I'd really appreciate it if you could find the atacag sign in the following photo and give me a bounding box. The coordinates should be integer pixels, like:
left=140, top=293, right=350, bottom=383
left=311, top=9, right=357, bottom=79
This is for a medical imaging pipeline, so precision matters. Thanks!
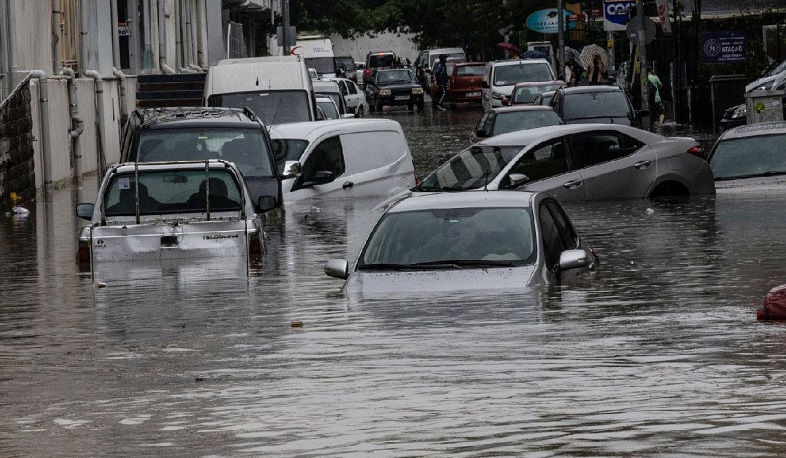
left=701, top=31, right=747, bottom=64
left=526, top=9, right=576, bottom=34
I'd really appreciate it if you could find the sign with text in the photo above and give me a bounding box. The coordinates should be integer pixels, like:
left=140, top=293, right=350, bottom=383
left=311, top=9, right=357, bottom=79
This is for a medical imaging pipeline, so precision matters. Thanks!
left=701, top=31, right=747, bottom=64
left=603, top=0, right=636, bottom=32
left=526, top=9, right=577, bottom=34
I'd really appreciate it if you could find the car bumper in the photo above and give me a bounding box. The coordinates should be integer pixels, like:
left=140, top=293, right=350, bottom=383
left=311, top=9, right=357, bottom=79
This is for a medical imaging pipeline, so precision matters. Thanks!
left=379, top=95, right=424, bottom=106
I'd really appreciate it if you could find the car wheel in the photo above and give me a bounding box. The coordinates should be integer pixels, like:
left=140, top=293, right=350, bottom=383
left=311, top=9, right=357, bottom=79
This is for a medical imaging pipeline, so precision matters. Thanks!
left=356, top=105, right=365, bottom=117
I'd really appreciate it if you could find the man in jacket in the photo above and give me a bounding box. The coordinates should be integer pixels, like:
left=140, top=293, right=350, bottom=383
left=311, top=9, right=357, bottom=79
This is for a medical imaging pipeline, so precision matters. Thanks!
left=433, top=54, right=449, bottom=111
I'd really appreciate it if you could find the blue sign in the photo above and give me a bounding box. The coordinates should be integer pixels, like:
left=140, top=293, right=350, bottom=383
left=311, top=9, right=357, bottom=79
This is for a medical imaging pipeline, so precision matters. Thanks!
left=603, top=0, right=636, bottom=32
left=701, top=31, right=747, bottom=64
left=526, top=9, right=577, bottom=34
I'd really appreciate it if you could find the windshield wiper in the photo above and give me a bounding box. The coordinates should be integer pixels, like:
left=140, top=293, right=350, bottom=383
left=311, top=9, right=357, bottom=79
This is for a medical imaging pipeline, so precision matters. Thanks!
left=411, top=260, right=520, bottom=268
left=716, top=171, right=786, bottom=180
left=357, top=263, right=414, bottom=271
left=413, top=184, right=470, bottom=192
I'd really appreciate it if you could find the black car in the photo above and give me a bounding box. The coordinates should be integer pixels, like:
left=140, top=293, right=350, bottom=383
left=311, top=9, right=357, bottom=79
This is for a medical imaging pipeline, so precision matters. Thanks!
left=365, top=68, right=425, bottom=112
left=549, top=85, right=648, bottom=128
left=363, top=51, right=397, bottom=86
left=119, top=106, right=285, bottom=216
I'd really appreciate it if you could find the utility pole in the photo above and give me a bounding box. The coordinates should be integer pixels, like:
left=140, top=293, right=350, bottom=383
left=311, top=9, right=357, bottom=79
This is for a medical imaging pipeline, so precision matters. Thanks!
left=282, top=0, right=291, bottom=55
left=557, top=0, right=565, bottom=79
left=637, top=0, right=650, bottom=128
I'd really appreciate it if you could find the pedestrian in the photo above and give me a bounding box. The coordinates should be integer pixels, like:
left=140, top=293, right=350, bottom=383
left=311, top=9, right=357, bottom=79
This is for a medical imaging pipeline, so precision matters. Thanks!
left=646, top=65, right=665, bottom=126
left=433, top=54, right=449, bottom=111
left=587, top=52, right=606, bottom=85
left=564, top=52, right=582, bottom=87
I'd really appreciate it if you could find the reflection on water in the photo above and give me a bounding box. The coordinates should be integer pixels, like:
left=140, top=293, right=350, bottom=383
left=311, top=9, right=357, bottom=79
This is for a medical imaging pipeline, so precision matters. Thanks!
left=2, top=109, right=786, bottom=456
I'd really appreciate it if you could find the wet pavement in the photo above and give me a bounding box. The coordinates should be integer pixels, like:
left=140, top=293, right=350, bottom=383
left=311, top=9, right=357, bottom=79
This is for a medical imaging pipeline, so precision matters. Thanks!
left=3, top=102, right=786, bottom=456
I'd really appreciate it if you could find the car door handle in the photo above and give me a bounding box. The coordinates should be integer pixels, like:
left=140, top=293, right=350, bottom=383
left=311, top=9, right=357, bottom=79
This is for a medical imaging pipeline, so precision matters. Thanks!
left=563, top=179, right=583, bottom=189
left=634, top=160, right=652, bottom=169
left=342, top=181, right=354, bottom=189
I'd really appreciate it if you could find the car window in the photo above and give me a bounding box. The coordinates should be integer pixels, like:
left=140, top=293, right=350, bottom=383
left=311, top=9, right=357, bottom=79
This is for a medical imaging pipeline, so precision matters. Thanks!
left=507, top=138, right=570, bottom=182
left=368, top=54, right=395, bottom=68
left=492, top=110, right=564, bottom=136
left=134, top=127, right=275, bottom=178
left=563, top=91, right=632, bottom=120
left=347, top=81, right=358, bottom=95
left=493, top=63, right=553, bottom=86
left=710, top=133, right=786, bottom=179
left=271, top=139, right=309, bottom=172
left=358, top=207, right=536, bottom=266
left=419, top=145, right=523, bottom=190
left=456, top=65, right=485, bottom=76
left=300, top=136, right=345, bottom=182
left=513, top=83, right=565, bottom=104
left=538, top=199, right=579, bottom=271
left=208, top=90, right=312, bottom=125
left=316, top=99, right=339, bottom=119
left=566, top=131, right=644, bottom=168
left=377, top=69, right=417, bottom=83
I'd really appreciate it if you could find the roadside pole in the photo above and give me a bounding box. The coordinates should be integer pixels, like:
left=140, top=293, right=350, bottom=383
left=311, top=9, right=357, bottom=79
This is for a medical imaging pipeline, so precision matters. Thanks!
left=637, top=0, right=650, bottom=129
left=282, top=0, right=291, bottom=55
left=558, top=0, right=565, bottom=80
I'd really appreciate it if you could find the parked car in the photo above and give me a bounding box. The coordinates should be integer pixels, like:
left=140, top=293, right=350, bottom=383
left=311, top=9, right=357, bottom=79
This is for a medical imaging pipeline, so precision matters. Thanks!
left=428, top=58, right=464, bottom=102
left=119, top=106, right=284, bottom=215
left=549, top=85, right=648, bottom=128
left=334, top=56, right=358, bottom=83
left=472, top=105, right=564, bottom=142
left=446, top=62, right=486, bottom=106
left=505, top=80, right=566, bottom=105
left=325, top=191, right=599, bottom=294
left=533, top=90, right=558, bottom=106
left=708, top=121, right=786, bottom=192
left=316, top=96, right=340, bottom=120
left=75, top=160, right=267, bottom=273
left=321, top=76, right=368, bottom=117
left=363, top=51, right=397, bottom=86
left=409, top=123, right=714, bottom=202
left=312, top=80, right=351, bottom=118
left=482, top=58, right=556, bottom=111
left=365, top=68, right=425, bottom=112
left=268, top=118, right=416, bottom=202
left=720, top=71, right=786, bottom=130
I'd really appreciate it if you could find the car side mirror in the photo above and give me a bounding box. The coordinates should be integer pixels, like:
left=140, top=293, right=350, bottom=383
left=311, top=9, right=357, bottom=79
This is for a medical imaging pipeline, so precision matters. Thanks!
left=559, top=249, right=593, bottom=271
left=635, top=109, right=650, bottom=118
left=281, top=161, right=301, bottom=179
left=76, top=203, right=94, bottom=220
left=342, top=113, right=355, bottom=119
left=506, top=172, right=530, bottom=188
left=325, top=259, right=349, bottom=279
left=501, top=98, right=509, bottom=106
left=475, top=129, right=489, bottom=138
left=482, top=81, right=489, bottom=88
left=257, top=196, right=277, bottom=213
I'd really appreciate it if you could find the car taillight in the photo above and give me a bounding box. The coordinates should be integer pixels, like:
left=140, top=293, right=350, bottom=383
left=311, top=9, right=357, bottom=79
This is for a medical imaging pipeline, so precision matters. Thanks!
left=77, top=240, right=91, bottom=272
left=248, top=231, right=262, bottom=256
left=364, top=68, right=370, bottom=78
left=687, top=145, right=707, bottom=161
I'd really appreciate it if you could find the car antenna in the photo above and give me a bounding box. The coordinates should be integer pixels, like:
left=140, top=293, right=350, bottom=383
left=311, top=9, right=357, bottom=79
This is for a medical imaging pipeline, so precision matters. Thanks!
left=484, top=170, right=490, bottom=191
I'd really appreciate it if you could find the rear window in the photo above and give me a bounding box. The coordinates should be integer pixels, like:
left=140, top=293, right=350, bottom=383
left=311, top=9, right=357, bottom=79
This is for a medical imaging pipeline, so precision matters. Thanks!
left=368, top=54, right=395, bottom=68
left=208, top=90, right=312, bottom=124
left=134, top=127, right=275, bottom=178
left=456, top=65, right=485, bottom=76
left=336, top=57, right=356, bottom=71
left=304, top=57, right=335, bottom=75
left=562, top=92, right=632, bottom=120
left=420, top=145, right=523, bottom=191
left=493, top=110, right=564, bottom=136
left=493, top=63, right=553, bottom=86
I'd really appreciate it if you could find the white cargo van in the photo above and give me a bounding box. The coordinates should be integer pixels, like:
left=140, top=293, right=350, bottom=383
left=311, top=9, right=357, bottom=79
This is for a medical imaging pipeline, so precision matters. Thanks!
left=204, top=56, right=317, bottom=125
left=482, top=59, right=555, bottom=111
left=269, top=119, right=416, bottom=202
left=292, top=37, right=337, bottom=78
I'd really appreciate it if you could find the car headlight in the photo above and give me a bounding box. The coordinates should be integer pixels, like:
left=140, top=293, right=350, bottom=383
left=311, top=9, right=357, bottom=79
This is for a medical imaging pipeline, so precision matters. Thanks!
left=491, top=91, right=506, bottom=100
left=731, top=105, right=746, bottom=119
left=412, top=87, right=424, bottom=95
left=379, top=89, right=391, bottom=96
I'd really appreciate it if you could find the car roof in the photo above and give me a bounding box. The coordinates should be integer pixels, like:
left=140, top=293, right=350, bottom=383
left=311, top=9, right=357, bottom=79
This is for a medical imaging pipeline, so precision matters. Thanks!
left=312, top=80, right=340, bottom=91
left=718, top=121, right=786, bottom=140
left=558, top=85, right=623, bottom=94
left=489, top=58, right=551, bottom=67
left=110, top=159, right=242, bottom=175
left=455, top=62, right=486, bottom=67
left=488, top=105, right=556, bottom=114
left=268, top=118, right=404, bottom=140
left=513, top=80, right=565, bottom=88
left=388, top=190, right=538, bottom=214
left=133, top=107, right=262, bottom=129
left=478, top=123, right=662, bottom=147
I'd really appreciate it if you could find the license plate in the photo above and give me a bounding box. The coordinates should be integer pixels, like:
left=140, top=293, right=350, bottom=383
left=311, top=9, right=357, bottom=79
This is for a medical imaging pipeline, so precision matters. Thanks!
left=394, top=95, right=410, bottom=101
left=466, top=92, right=481, bottom=97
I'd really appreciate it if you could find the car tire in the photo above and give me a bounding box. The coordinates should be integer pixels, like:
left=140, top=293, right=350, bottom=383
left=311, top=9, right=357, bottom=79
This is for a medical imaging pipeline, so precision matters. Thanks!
left=356, top=105, right=365, bottom=117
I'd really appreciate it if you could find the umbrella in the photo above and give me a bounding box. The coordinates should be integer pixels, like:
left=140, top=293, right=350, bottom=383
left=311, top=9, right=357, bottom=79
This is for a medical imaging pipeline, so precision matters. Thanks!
left=497, top=42, right=522, bottom=55
left=564, top=46, right=584, bottom=69
left=580, top=44, right=608, bottom=70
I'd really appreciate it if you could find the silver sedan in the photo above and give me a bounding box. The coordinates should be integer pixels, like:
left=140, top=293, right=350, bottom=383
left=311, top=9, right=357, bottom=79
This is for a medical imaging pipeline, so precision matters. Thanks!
left=411, top=124, right=715, bottom=202
left=325, top=191, right=599, bottom=294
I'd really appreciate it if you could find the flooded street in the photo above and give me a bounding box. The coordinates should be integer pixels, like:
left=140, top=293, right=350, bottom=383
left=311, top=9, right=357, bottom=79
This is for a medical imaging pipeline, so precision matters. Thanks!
left=3, top=104, right=786, bottom=456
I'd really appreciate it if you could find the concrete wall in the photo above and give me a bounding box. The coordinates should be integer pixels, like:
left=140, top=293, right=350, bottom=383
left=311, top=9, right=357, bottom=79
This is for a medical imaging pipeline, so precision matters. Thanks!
left=330, top=32, right=420, bottom=65
left=15, top=2, right=52, bottom=72
left=0, top=82, right=35, bottom=206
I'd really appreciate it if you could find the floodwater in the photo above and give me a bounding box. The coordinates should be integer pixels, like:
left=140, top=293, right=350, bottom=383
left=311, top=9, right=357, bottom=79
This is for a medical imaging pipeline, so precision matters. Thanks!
left=3, top=103, right=786, bottom=456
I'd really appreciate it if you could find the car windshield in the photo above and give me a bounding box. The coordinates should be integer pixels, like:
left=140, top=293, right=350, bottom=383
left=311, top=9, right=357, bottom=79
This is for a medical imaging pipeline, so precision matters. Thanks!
left=208, top=90, right=312, bottom=125
left=563, top=92, right=632, bottom=119
left=271, top=139, right=309, bottom=172
left=513, top=83, right=564, bottom=103
left=134, top=127, right=275, bottom=178
left=104, top=169, right=243, bottom=216
left=429, top=52, right=464, bottom=67
left=710, top=133, right=786, bottom=180
left=317, top=100, right=339, bottom=119
left=358, top=207, right=536, bottom=268
left=304, top=57, right=335, bottom=74
left=377, top=69, right=416, bottom=83
left=417, top=145, right=523, bottom=191
left=456, top=65, right=485, bottom=76
left=336, top=57, right=356, bottom=71
left=369, top=54, right=395, bottom=68
left=493, top=110, right=564, bottom=136
left=316, top=92, right=342, bottom=111
left=493, top=63, right=553, bottom=86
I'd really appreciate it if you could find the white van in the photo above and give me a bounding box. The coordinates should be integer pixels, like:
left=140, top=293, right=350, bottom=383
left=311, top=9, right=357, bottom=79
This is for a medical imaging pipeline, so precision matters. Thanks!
left=482, top=59, right=556, bottom=111
left=269, top=119, right=416, bottom=202
left=292, top=37, right=337, bottom=78
left=204, top=56, right=317, bottom=125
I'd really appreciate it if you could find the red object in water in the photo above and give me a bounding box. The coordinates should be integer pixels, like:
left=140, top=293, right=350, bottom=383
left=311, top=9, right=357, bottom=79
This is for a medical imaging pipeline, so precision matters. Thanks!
left=757, top=284, right=786, bottom=321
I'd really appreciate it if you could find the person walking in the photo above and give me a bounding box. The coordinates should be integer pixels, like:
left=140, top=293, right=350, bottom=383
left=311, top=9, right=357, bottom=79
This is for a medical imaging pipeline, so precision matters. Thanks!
left=564, top=52, right=582, bottom=87
left=433, top=54, right=449, bottom=111
left=646, top=66, right=665, bottom=126
left=587, top=53, right=606, bottom=85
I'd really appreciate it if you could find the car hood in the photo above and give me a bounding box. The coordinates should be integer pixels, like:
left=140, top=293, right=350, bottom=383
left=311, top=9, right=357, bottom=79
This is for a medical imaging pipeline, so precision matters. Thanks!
left=373, top=82, right=420, bottom=90
left=564, top=116, right=632, bottom=126
left=714, top=173, right=786, bottom=194
left=344, top=266, right=539, bottom=294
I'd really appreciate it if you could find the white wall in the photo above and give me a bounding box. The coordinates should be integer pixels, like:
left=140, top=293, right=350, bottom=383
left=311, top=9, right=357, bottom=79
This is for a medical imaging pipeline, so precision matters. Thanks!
left=330, top=32, right=420, bottom=64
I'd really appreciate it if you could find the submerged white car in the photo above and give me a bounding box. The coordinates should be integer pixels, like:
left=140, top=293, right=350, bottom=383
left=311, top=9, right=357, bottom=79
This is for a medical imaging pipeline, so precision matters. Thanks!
left=325, top=191, right=598, bottom=294
left=75, top=160, right=269, bottom=273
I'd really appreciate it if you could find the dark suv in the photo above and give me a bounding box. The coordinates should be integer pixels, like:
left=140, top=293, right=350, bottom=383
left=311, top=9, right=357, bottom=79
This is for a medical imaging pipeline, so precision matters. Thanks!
left=363, top=51, right=397, bottom=86
left=549, top=85, right=648, bottom=128
left=119, top=106, right=284, bottom=216
left=365, top=68, right=425, bottom=112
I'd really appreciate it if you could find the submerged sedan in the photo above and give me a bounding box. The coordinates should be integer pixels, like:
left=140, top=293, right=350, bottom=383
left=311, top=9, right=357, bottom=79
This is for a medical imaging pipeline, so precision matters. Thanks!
left=708, top=121, right=786, bottom=192
left=75, top=160, right=269, bottom=273
left=410, top=124, right=714, bottom=202
left=325, top=191, right=598, bottom=294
